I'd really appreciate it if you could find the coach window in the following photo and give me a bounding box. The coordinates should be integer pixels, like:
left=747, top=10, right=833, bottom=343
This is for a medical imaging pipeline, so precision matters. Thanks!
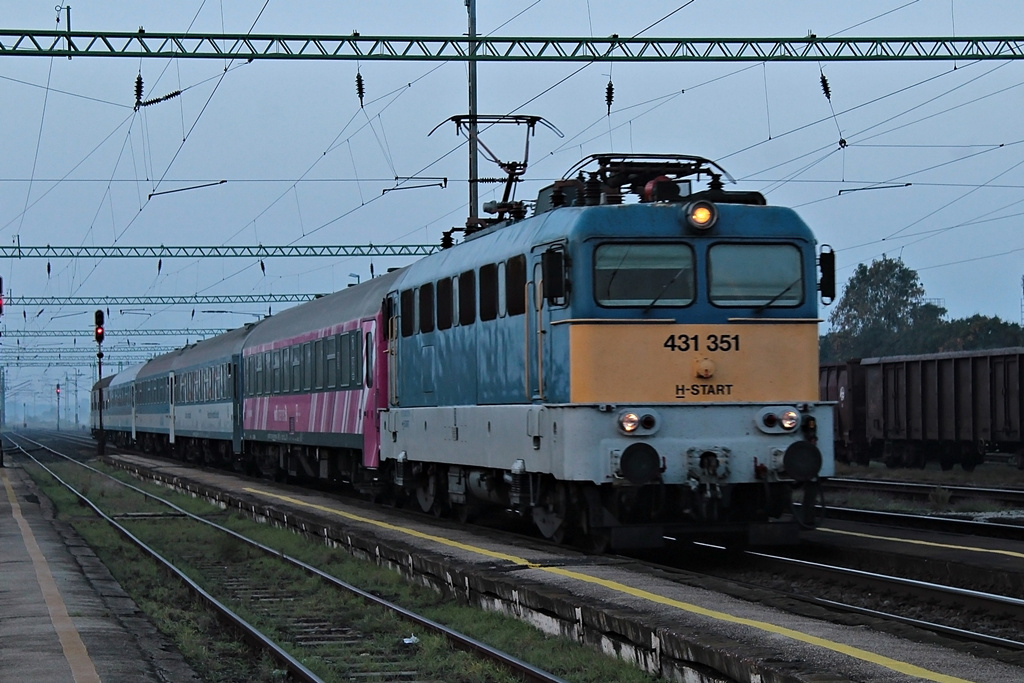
left=480, top=263, right=498, bottom=321
left=458, top=270, right=476, bottom=326
left=281, top=347, right=291, bottom=392
left=314, top=338, right=324, bottom=390
left=506, top=255, right=526, bottom=316
left=708, top=243, right=803, bottom=307
left=595, top=243, right=695, bottom=307
left=325, top=336, right=337, bottom=388
left=400, top=289, right=415, bottom=337
left=271, top=350, right=281, bottom=394
left=365, top=331, right=374, bottom=387
left=436, top=277, right=453, bottom=330
left=303, top=343, right=313, bottom=390
left=291, top=345, right=301, bottom=391
left=419, top=283, right=435, bottom=333
left=350, top=330, right=362, bottom=387
left=264, top=352, right=271, bottom=395
left=339, top=334, right=350, bottom=388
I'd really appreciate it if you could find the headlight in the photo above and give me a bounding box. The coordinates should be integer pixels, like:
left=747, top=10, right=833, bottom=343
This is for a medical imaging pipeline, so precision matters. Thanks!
left=780, top=410, right=800, bottom=430
left=619, top=412, right=640, bottom=433
left=684, top=200, right=717, bottom=230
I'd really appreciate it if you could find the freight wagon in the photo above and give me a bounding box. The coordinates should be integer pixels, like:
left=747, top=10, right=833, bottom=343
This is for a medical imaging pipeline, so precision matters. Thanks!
left=820, top=348, right=1024, bottom=470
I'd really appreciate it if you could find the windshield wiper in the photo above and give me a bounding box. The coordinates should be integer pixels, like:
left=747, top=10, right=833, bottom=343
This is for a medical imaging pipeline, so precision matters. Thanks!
left=643, top=267, right=690, bottom=313
left=754, top=277, right=801, bottom=313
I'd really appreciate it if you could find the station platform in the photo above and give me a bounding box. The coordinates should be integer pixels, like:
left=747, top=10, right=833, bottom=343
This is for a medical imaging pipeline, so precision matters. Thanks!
left=0, top=457, right=199, bottom=682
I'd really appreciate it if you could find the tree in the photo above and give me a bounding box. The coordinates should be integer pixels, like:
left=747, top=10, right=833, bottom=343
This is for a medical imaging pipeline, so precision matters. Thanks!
left=820, top=257, right=1024, bottom=362
left=821, top=256, right=944, bottom=361
left=939, top=314, right=1024, bottom=351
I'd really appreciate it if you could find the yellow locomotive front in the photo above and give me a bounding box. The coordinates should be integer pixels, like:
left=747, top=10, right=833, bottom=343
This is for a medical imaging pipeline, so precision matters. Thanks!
left=529, top=155, right=834, bottom=548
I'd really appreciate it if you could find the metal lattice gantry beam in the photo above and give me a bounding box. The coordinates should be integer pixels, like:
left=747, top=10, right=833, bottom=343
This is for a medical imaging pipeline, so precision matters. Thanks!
left=4, top=358, right=156, bottom=367
left=0, top=328, right=224, bottom=339
left=7, top=294, right=321, bottom=306
left=0, top=244, right=437, bottom=259
left=0, top=345, right=182, bottom=355
left=1, top=30, right=1024, bottom=62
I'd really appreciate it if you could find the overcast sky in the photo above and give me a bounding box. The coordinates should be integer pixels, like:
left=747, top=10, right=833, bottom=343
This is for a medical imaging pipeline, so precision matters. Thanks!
left=3, top=1, right=1024, bottom=414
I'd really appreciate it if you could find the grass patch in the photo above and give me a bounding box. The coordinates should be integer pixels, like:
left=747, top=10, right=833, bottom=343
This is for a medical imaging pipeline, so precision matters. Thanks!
left=22, top=459, right=658, bottom=682
left=22, top=461, right=284, bottom=682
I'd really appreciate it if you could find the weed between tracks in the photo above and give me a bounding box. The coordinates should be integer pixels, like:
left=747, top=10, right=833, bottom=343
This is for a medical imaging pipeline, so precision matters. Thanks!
left=23, top=459, right=656, bottom=683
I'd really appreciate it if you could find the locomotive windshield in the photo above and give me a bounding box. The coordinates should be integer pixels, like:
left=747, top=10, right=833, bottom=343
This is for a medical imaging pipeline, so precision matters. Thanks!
left=594, top=243, right=695, bottom=307
left=708, top=244, right=803, bottom=307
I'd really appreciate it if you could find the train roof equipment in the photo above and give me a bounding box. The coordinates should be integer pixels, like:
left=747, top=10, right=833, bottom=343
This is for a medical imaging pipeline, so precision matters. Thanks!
left=537, top=153, right=767, bottom=214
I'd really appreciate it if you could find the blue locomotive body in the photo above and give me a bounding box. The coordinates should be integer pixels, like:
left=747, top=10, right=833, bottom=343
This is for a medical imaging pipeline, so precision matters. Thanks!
left=93, top=154, right=834, bottom=550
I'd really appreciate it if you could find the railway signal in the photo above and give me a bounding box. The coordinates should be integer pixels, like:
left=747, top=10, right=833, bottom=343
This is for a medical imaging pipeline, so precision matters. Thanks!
left=95, top=309, right=105, bottom=455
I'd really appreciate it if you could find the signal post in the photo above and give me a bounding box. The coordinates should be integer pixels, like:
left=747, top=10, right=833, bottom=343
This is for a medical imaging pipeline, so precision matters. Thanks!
left=95, top=309, right=105, bottom=455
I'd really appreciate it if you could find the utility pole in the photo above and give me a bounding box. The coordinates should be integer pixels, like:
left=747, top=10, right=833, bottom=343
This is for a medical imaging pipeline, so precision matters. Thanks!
left=56, top=383, right=61, bottom=431
left=466, top=0, right=479, bottom=230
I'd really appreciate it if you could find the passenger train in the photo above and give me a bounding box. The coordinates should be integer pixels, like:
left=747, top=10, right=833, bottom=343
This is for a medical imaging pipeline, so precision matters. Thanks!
left=92, top=154, right=835, bottom=550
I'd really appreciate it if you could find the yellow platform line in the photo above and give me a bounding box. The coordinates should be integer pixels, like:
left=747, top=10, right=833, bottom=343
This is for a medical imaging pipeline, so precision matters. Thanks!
left=3, top=469, right=101, bottom=683
left=245, top=486, right=973, bottom=683
left=821, top=526, right=1024, bottom=559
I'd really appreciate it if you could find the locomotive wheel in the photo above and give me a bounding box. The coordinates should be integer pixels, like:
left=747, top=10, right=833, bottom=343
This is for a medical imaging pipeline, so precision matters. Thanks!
left=454, top=502, right=480, bottom=524
left=579, top=500, right=611, bottom=554
left=415, top=476, right=437, bottom=514
left=415, top=467, right=448, bottom=517
left=793, top=481, right=825, bottom=528
left=532, top=482, right=570, bottom=544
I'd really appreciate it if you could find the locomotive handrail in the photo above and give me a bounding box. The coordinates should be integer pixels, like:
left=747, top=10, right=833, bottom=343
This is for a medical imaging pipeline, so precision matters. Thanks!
left=726, top=317, right=823, bottom=323
left=550, top=318, right=675, bottom=325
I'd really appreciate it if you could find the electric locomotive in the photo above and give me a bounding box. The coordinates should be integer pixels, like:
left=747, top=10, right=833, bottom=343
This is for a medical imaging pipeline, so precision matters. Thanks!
left=380, top=154, right=835, bottom=549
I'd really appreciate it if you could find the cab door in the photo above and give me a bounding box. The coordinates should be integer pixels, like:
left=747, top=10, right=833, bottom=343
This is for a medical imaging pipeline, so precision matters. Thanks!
left=527, top=244, right=568, bottom=401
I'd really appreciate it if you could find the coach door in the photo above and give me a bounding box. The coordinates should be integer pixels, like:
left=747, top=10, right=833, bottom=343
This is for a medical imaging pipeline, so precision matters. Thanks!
left=386, top=292, right=400, bottom=406
left=231, top=357, right=243, bottom=454
left=168, top=372, right=176, bottom=444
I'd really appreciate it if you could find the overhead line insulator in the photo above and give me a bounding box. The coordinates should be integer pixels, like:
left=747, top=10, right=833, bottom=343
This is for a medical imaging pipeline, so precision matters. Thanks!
left=819, top=70, right=831, bottom=101
left=134, top=73, right=144, bottom=110
left=355, top=71, right=366, bottom=108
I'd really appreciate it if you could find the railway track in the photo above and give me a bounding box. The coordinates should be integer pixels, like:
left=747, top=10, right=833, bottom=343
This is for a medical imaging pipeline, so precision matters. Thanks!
left=22, top=429, right=1024, bottom=671
left=825, top=476, right=1024, bottom=507
left=735, top=548, right=1024, bottom=650
left=4, top=433, right=568, bottom=683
